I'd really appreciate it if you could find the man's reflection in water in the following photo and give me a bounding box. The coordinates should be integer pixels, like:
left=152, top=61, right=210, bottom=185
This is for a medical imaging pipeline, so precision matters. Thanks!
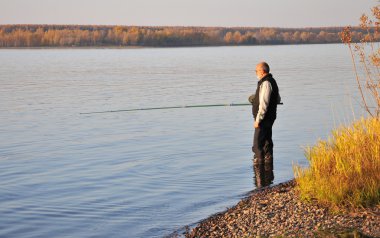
left=253, top=159, right=274, bottom=188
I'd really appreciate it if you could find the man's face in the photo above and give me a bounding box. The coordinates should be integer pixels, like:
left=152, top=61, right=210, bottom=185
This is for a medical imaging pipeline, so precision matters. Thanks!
left=255, top=67, right=263, bottom=80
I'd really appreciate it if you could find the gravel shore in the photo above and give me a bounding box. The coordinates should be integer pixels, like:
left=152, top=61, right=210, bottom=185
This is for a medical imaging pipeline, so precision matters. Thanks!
left=184, top=180, right=380, bottom=238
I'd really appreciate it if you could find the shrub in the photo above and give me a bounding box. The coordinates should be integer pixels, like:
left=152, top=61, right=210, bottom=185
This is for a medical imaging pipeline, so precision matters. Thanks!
left=341, top=5, right=380, bottom=118
left=294, top=117, right=380, bottom=209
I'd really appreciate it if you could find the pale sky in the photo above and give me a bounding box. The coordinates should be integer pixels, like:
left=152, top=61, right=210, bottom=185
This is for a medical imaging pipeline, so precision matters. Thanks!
left=0, top=0, right=377, bottom=27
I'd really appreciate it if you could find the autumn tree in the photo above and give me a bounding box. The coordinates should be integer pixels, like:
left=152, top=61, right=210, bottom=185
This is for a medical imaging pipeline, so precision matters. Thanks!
left=0, top=25, right=377, bottom=47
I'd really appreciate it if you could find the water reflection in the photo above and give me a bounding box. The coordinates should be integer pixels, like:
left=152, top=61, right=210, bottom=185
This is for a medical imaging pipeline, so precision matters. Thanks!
left=253, top=159, right=274, bottom=188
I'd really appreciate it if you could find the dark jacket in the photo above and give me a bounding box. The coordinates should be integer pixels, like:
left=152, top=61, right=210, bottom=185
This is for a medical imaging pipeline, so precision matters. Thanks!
left=252, top=74, right=279, bottom=126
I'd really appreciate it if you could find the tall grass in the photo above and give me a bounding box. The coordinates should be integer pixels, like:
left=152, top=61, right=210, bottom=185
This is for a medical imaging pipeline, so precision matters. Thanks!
left=294, top=117, right=380, bottom=209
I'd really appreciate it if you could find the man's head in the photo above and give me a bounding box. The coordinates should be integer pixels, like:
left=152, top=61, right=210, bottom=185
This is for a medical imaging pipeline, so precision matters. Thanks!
left=255, top=62, right=270, bottom=80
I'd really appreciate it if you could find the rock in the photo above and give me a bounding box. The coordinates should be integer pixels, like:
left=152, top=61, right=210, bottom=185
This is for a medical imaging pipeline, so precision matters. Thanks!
left=183, top=180, right=380, bottom=238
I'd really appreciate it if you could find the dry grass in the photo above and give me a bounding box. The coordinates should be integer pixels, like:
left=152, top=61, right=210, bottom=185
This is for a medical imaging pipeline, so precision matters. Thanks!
left=294, top=117, right=380, bottom=209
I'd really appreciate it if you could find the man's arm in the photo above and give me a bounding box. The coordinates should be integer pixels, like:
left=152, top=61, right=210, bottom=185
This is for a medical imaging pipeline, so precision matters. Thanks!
left=255, top=81, right=272, bottom=126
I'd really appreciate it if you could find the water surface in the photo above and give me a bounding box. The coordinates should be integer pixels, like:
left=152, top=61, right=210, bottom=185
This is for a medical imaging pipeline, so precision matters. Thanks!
left=0, top=45, right=363, bottom=237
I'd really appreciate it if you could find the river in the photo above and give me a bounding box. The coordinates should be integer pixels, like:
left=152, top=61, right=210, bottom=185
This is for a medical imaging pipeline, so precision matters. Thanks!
left=0, top=44, right=363, bottom=237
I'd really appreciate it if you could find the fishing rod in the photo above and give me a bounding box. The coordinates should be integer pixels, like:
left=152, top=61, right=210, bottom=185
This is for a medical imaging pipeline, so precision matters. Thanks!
left=80, top=103, right=251, bottom=115
left=80, top=102, right=283, bottom=115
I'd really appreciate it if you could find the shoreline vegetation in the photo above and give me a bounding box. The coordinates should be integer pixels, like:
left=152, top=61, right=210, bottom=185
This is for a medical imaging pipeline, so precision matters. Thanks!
left=1, top=25, right=379, bottom=48
left=295, top=118, right=380, bottom=210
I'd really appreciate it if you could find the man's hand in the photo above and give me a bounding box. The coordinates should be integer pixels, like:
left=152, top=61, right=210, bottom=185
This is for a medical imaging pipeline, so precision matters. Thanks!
left=254, top=121, right=260, bottom=128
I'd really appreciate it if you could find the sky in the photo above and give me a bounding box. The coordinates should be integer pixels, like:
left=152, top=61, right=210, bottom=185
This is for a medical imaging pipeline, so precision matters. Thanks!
left=0, top=0, right=378, bottom=28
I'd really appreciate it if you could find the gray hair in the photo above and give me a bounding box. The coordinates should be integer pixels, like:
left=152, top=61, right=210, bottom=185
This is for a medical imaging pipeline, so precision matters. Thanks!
left=260, top=62, right=270, bottom=73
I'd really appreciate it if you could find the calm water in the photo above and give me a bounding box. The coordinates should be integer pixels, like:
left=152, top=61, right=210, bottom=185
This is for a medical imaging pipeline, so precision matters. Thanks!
left=0, top=45, right=363, bottom=237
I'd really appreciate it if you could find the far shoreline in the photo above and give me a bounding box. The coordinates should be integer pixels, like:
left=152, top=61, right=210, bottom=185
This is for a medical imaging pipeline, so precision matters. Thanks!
left=0, top=42, right=348, bottom=50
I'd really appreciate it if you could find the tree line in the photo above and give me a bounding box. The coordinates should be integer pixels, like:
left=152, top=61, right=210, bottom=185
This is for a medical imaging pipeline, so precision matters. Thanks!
left=0, top=25, right=377, bottom=47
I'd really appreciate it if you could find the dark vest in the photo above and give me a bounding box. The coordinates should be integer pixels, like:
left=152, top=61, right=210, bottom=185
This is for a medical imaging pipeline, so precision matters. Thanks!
left=252, top=74, right=279, bottom=126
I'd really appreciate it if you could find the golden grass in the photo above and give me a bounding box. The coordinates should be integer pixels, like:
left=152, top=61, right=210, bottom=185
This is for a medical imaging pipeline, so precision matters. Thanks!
left=294, top=117, right=380, bottom=209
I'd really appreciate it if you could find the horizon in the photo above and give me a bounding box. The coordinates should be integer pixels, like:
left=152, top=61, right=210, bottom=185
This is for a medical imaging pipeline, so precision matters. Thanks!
left=0, top=0, right=377, bottom=28
left=0, top=24, right=366, bottom=29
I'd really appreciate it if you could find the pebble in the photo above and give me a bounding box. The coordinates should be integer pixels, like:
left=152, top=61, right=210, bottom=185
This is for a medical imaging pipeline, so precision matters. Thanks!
left=183, top=180, right=380, bottom=238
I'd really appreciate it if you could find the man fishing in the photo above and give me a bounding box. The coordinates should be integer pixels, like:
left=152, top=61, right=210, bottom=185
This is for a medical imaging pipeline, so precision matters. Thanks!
left=249, top=62, right=281, bottom=165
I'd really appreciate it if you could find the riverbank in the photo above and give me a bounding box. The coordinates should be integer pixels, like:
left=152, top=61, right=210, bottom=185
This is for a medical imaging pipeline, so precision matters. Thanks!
left=0, top=42, right=345, bottom=50
left=184, top=180, right=380, bottom=237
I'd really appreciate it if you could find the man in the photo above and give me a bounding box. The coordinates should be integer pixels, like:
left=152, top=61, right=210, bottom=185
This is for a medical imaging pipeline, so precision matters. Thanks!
left=249, top=62, right=281, bottom=165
